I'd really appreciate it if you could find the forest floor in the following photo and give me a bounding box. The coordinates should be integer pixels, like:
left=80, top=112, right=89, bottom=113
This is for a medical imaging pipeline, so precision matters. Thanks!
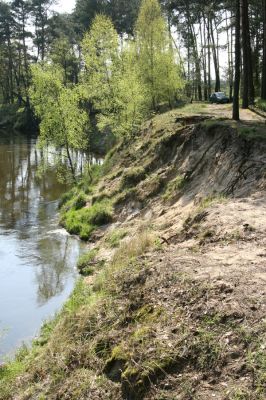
left=203, top=103, right=266, bottom=123
left=0, top=105, right=266, bottom=400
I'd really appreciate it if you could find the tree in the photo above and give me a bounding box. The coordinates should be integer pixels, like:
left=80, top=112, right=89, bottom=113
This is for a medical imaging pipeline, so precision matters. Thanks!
left=11, top=0, right=32, bottom=103
left=81, top=15, right=119, bottom=112
left=74, top=0, right=141, bottom=36
left=49, top=36, right=79, bottom=84
left=0, top=1, right=16, bottom=103
left=233, top=0, right=241, bottom=120
left=241, top=0, right=254, bottom=108
left=82, top=15, right=147, bottom=137
left=262, top=0, right=266, bottom=100
left=73, top=0, right=107, bottom=38
left=135, top=0, right=183, bottom=110
left=31, top=0, right=55, bottom=61
left=30, top=63, right=88, bottom=180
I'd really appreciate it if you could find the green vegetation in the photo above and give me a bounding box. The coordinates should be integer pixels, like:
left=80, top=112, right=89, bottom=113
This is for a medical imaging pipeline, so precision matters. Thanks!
left=135, top=0, right=184, bottom=110
left=163, top=175, right=186, bottom=201
left=237, top=125, right=266, bottom=140
left=77, top=248, right=100, bottom=275
left=105, top=229, right=128, bottom=248
left=257, top=98, right=266, bottom=112
left=196, top=194, right=227, bottom=212
left=121, top=167, right=146, bottom=188
left=61, top=199, right=113, bottom=241
left=30, top=64, right=89, bottom=180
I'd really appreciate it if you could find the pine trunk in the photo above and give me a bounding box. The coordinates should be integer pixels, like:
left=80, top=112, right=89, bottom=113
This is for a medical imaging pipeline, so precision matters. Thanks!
left=233, top=0, right=241, bottom=120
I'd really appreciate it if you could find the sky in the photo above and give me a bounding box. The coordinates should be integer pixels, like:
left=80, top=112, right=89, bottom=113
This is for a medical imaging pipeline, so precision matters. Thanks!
left=53, top=0, right=76, bottom=14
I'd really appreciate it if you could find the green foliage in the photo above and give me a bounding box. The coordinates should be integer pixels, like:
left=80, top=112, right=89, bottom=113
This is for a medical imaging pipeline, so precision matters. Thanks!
left=49, top=36, right=79, bottom=84
left=163, top=175, right=185, bottom=200
left=121, top=166, right=146, bottom=188
left=30, top=63, right=89, bottom=179
left=77, top=249, right=99, bottom=275
left=73, top=191, right=87, bottom=210
left=105, top=229, right=128, bottom=248
left=61, top=199, right=113, bottom=241
left=135, top=0, right=184, bottom=110
left=82, top=15, right=147, bottom=137
left=257, top=98, right=266, bottom=112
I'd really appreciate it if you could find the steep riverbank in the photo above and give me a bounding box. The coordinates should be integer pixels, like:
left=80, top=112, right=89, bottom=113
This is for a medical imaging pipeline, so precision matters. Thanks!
left=0, top=108, right=265, bottom=400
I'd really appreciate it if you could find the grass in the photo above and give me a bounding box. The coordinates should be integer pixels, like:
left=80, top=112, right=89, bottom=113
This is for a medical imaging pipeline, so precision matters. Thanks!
left=61, top=199, right=113, bottom=241
left=163, top=175, right=186, bottom=201
left=105, top=229, right=128, bottom=248
left=196, top=194, right=227, bottom=212
left=120, top=166, right=146, bottom=188
left=256, top=98, right=266, bottom=112
left=77, top=248, right=102, bottom=276
left=1, top=233, right=265, bottom=399
left=0, top=231, right=155, bottom=399
left=237, top=125, right=266, bottom=140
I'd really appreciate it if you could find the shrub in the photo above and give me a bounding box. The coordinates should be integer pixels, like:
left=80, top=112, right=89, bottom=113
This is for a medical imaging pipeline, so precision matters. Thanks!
left=73, top=192, right=87, bottom=210
left=257, top=98, right=266, bottom=112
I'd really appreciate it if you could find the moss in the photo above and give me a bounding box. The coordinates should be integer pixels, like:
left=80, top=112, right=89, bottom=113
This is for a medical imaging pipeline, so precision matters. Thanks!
left=104, top=345, right=130, bottom=382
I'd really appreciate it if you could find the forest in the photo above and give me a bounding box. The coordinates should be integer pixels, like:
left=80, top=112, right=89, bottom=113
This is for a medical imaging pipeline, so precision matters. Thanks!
left=1, top=0, right=266, bottom=151
left=0, top=1, right=266, bottom=400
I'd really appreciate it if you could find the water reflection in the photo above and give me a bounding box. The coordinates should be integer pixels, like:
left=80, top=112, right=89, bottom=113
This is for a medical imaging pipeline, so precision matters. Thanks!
left=0, top=135, right=84, bottom=361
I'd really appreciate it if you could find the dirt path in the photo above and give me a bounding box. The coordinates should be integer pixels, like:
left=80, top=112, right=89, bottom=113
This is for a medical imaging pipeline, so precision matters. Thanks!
left=203, top=103, right=266, bottom=123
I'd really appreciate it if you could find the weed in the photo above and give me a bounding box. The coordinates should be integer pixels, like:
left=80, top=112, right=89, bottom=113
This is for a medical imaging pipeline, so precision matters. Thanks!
left=77, top=248, right=100, bottom=275
left=257, top=98, right=266, bottom=112
left=105, top=229, right=128, bottom=248
left=197, top=194, right=227, bottom=212
left=121, top=167, right=146, bottom=188
left=163, top=175, right=186, bottom=201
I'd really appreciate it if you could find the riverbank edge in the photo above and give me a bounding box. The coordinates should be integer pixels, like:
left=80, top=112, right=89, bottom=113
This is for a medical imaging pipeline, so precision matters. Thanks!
left=0, top=107, right=265, bottom=399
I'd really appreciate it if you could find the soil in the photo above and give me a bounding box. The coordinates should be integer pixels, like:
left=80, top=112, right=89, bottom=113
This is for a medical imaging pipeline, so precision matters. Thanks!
left=2, top=107, right=265, bottom=400
left=200, top=103, right=266, bottom=123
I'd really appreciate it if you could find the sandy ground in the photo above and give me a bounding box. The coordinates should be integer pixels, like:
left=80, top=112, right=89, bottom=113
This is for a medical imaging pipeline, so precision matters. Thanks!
left=203, top=103, right=266, bottom=123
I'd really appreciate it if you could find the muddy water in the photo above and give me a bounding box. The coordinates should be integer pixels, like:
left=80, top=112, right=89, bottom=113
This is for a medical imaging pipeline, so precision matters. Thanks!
left=0, top=135, right=84, bottom=362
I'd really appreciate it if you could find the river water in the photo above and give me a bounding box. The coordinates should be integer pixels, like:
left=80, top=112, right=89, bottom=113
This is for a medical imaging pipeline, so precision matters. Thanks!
left=0, top=135, right=84, bottom=362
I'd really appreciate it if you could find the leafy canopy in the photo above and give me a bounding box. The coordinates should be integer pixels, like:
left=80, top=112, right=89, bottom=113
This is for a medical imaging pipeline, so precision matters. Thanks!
left=135, top=0, right=184, bottom=109
left=30, top=63, right=88, bottom=179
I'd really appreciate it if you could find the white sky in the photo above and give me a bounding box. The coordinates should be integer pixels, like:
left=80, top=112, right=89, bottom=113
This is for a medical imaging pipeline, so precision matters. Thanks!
left=53, top=0, right=76, bottom=14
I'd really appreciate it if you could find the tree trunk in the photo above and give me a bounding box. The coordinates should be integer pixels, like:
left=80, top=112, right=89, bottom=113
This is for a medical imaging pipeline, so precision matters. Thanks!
left=241, top=0, right=254, bottom=108
left=233, top=0, right=241, bottom=120
left=210, top=17, right=220, bottom=92
left=262, top=0, right=266, bottom=99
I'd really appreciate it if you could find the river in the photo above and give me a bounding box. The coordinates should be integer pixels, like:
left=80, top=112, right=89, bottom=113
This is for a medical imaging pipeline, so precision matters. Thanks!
left=0, top=134, right=84, bottom=362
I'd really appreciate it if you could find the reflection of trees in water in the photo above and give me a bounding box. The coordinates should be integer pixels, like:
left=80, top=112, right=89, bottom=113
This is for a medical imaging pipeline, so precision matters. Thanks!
left=0, top=137, right=67, bottom=231
left=35, top=235, right=73, bottom=305
left=0, top=137, right=102, bottom=231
